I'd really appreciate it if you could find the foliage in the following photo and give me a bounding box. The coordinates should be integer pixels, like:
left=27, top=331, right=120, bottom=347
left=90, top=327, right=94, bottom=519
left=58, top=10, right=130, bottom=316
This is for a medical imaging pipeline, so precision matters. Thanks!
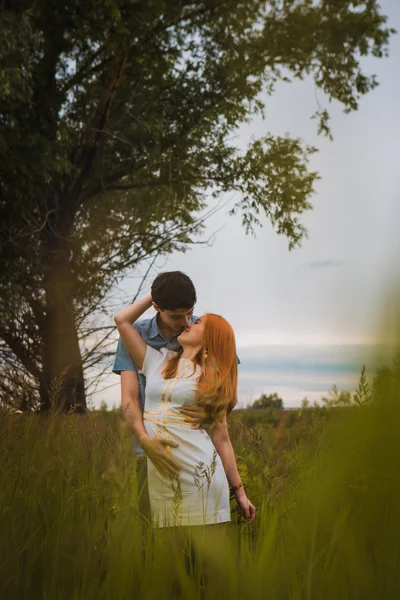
left=0, top=0, right=395, bottom=411
left=321, top=364, right=376, bottom=408
left=251, top=391, right=284, bottom=410
left=1, top=352, right=400, bottom=598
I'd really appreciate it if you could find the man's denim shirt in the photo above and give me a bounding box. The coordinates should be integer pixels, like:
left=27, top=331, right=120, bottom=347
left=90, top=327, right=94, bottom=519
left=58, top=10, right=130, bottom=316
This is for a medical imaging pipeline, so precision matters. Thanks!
left=112, top=315, right=240, bottom=457
left=113, top=315, right=197, bottom=456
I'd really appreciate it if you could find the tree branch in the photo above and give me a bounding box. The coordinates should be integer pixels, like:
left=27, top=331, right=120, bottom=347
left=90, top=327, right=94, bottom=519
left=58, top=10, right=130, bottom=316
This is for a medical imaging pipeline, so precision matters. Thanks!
left=0, top=329, right=42, bottom=380
left=69, top=53, right=128, bottom=205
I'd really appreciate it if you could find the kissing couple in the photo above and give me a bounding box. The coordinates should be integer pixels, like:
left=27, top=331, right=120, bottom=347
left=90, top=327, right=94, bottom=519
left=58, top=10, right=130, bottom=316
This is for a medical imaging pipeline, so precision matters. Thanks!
left=113, top=271, right=255, bottom=530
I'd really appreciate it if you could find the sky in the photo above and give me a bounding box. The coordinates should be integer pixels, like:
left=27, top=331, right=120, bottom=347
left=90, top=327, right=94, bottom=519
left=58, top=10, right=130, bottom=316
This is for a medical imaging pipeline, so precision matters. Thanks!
left=93, top=0, right=400, bottom=410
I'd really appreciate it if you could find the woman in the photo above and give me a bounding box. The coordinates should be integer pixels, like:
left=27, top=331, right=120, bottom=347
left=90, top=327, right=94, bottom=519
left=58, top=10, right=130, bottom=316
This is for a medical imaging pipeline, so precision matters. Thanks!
left=114, top=293, right=256, bottom=528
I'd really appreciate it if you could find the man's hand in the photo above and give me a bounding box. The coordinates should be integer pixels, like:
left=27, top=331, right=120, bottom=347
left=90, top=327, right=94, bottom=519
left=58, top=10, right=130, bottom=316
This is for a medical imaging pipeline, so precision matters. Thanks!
left=140, top=436, right=181, bottom=479
left=179, top=404, right=209, bottom=429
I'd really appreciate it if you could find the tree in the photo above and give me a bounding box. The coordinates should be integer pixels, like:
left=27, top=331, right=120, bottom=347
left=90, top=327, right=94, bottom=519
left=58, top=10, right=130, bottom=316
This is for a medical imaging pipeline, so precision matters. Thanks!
left=252, top=392, right=283, bottom=410
left=0, top=1, right=395, bottom=412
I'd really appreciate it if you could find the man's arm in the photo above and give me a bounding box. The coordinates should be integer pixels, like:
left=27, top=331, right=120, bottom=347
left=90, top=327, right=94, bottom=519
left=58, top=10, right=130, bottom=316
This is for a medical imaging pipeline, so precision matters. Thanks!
left=114, top=295, right=151, bottom=370
left=119, top=368, right=181, bottom=479
left=120, top=370, right=148, bottom=443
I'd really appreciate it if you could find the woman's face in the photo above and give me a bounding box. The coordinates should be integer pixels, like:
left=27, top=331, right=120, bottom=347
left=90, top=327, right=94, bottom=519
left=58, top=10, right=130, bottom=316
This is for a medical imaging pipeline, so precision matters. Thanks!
left=177, top=316, right=206, bottom=347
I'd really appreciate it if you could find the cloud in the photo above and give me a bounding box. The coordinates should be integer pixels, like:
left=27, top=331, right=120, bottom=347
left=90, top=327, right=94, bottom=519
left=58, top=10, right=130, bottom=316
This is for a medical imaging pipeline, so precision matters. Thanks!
left=305, top=259, right=349, bottom=270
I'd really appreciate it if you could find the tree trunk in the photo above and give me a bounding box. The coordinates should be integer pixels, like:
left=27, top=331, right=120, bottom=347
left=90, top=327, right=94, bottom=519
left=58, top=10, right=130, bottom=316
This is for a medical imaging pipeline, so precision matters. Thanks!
left=42, top=238, right=86, bottom=413
left=38, top=373, right=51, bottom=412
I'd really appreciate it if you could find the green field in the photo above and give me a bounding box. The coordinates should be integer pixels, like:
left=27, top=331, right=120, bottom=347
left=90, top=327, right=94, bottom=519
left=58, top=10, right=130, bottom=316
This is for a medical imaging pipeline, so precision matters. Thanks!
left=1, top=357, right=400, bottom=600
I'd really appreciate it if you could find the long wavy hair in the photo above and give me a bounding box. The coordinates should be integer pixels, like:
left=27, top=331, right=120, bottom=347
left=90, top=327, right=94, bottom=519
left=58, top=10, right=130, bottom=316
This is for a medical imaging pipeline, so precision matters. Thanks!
left=162, top=313, right=238, bottom=425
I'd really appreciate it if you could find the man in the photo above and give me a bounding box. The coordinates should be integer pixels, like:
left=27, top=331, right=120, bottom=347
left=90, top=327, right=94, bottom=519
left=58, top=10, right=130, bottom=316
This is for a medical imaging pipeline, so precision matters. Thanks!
left=113, top=271, right=207, bottom=522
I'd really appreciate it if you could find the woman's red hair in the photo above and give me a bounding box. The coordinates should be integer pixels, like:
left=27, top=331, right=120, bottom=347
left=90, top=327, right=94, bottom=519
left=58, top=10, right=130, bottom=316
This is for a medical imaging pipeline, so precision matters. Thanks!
left=162, top=313, right=238, bottom=424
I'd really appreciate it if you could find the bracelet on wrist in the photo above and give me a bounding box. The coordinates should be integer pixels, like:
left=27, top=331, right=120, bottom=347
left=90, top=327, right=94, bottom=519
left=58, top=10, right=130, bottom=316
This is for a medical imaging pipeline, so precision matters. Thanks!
left=230, top=482, right=244, bottom=492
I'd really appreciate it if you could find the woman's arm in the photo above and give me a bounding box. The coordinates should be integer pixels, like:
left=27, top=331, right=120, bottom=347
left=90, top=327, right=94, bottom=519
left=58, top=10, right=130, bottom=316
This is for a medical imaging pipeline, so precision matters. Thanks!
left=113, top=294, right=152, bottom=370
left=210, top=414, right=242, bottom=489
left=120, top=370, right=149, bottom=444
left=211, top=413, right=256, bottom=523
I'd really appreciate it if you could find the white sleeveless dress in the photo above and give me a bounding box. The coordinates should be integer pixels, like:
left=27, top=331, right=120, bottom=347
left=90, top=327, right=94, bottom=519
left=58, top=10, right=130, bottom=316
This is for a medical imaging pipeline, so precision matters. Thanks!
left=139, top=346, right=231, bottom=528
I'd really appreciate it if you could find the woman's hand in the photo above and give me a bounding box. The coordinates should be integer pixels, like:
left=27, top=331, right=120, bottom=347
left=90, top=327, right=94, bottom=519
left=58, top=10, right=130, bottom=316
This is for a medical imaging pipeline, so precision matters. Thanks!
left=234, top=489, right=256, bottom=524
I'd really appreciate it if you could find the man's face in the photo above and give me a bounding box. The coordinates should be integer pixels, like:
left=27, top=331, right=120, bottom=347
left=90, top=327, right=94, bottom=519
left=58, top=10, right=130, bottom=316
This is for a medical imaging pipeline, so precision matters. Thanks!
left=153, top=304, right=194, bottom=334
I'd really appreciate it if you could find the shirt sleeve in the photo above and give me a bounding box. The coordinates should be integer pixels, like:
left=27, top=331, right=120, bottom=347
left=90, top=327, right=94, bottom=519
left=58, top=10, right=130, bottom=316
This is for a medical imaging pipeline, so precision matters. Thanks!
left=139, top=346, right=169, bottom=378
left=112, top=337, right=139, bottom=375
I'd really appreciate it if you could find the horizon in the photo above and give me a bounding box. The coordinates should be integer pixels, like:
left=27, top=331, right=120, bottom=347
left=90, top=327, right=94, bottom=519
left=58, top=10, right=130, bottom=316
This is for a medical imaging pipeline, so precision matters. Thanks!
left=93, top=339, right=396, bottom=410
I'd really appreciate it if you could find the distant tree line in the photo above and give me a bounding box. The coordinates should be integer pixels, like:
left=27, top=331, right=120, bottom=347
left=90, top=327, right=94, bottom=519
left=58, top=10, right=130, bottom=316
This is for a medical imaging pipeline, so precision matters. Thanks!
left=251, top=392, right=284, bottom=410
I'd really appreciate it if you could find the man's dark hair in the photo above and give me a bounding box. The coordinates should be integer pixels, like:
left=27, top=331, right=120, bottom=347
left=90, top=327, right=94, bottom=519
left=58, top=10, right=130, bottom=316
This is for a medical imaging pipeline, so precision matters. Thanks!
left=151, top=271, right=197, bottom=311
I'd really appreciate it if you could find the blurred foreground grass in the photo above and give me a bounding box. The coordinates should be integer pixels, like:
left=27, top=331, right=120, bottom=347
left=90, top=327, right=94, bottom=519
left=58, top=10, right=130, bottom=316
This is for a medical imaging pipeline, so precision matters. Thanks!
left=1, top=349, right=400, bottom=599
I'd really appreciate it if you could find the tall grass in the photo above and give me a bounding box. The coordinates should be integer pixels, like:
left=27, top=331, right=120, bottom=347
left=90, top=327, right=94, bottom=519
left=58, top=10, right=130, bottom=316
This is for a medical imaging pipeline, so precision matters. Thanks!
left=1, top=350, right=399, bottom=599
